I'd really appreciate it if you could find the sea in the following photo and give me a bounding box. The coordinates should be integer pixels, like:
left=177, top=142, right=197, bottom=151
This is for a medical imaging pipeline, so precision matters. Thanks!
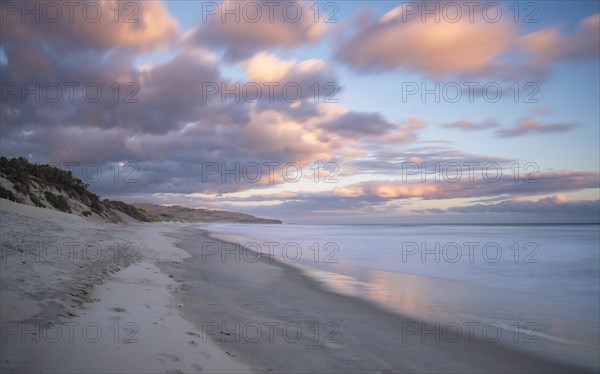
left=202, top=223, right=600, bottom=370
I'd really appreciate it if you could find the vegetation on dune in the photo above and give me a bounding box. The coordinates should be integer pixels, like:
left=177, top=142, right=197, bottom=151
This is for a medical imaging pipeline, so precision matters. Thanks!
left=44, top=191, right=71, bottom=213
left=132, top=203, right=283, bottom=224
left=0, top=185, right=17, bottom=201
left=0, top=157, right=133, bottom=220
left=1, top=156, right=104, bottom=212
left=28, top=192, right=45, bottom=208
left=1, top=157, right=280, bottom=224
left=13, top=182, right=28, bottom=196
left=104, top=200, right=166, bottom=222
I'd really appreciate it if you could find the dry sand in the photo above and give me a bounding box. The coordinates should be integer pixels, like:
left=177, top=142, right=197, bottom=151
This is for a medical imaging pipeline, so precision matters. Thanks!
left=0, top=199, right=248, bottom=373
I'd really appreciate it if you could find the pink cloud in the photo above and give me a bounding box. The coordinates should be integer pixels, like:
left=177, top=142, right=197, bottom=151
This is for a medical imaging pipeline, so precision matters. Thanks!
left=184, top=0, right=325, bottom=60
left=496, top=117, right=576, bottom=138
left=2, top=1, right=179, bottom=54
left=519, top=13, right=600, bottom=67
left=335, top=5, right=514, bottom=77
left=442, top=119, right=499, bottom=131
left=336, top=5, right=599, bottom=79
left=445, top=195, right=599, bottom=220
left=242, top=52, right=334, bottom=84
left=332, top=171, right=599, bottom=200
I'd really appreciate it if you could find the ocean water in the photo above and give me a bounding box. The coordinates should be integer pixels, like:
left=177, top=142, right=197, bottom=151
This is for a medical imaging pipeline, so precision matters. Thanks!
left=202, top=223, right=600, bottom=369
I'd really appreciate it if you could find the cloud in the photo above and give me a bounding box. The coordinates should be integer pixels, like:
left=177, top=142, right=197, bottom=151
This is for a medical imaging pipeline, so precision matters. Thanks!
left=335, top=4, right=514, bottom=77
left=447, top=195, right=600, bottom=220
left=240, top=52, right=340, bottom=120
left=129, top=49, right=251, bottom=133
left=517, top=26, right=566, bottom=68
left=531, top=107, right=553, bottom=115
left=0, top=1, right=211, bottom=137
left=243, top=52, right=335, bottom=84
left=344, top=143, right=510, bottom=177
left=496, top=117, right=577, bottom=138
left=442, top=119, right=499, bottom=131
left=1, top=1, right=178, bottom=59
left=318, top=112, right=393, bottom=137
left=412, top=207, right=447, bottom=214
left=2, top=99, right=352, bottom=196
left=442, top=117, right=577, bottom=137
left=312, top=115, right=426, bottom=154
left=332, top=171, right=600, bottom=200
left=408, top=195, right=600, bottom=222
left=0, top=47, right=250, bottom=136
left=334, top=182, right=440, bottom=199
left=184, top=0, right=326, bottom=61
left=423, top=208, right=447, bottom=214
left=518, top=13, right=600, bottom=67
left=335, top=4, right=599, bottom=78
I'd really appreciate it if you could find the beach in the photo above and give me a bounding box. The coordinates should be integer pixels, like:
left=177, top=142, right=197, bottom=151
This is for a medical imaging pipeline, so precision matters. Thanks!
left=3, top=0, right=599, bottom=372
left=1, top=199, right=248, bottom=373
left=1, top=198, right=593, bottom=373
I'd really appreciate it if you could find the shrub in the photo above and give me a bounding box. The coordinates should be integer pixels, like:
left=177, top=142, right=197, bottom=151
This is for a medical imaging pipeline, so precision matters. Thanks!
left=13, top=182, right=28, bottom=195
left=106, top=200, right=157, bottom=222
left=90, top=198, right=104, bottom=215
left=44, top=191, right=71, bottom=213
left=29, top=193, right=45, bottom=207
left=0, top=185, right=17, bottom=201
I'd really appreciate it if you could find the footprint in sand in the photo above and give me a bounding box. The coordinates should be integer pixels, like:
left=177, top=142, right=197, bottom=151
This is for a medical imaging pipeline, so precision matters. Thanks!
left=157, top=353, right=180, bottom=363
left=110, top=307, right=126, bottom=313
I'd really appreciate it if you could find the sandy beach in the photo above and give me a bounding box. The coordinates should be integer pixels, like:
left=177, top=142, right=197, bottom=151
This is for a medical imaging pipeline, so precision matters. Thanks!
left=1, top=198, right=590, bottom=373
left=1, top=199, right=248, bottom=373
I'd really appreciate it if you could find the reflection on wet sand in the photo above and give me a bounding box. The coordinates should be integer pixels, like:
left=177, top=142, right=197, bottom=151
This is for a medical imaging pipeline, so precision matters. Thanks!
left=302, top=263, right=599, bottom=369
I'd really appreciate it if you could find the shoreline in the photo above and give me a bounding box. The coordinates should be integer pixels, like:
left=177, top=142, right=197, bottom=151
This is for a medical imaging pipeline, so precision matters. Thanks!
left=160, top=226, right=590, bottom=373
left=202, top=223, right=600, bottom=371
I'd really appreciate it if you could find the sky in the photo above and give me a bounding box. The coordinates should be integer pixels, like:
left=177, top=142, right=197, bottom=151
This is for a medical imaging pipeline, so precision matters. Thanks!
left=1, top=0, right=599, bottom=223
